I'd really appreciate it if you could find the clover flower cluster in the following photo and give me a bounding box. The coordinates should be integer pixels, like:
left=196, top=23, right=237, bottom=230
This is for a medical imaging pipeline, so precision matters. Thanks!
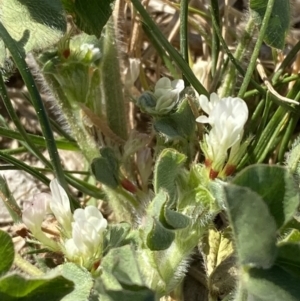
left=22, top=179, right=107, bottom=270
left=138, top=77, right=185, bottom=115
left=196, top=93, right=249, bottom=178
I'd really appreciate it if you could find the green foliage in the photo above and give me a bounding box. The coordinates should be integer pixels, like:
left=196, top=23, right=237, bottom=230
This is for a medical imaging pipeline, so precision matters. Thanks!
left=96, top=245, right=155, bottom=301
left=154, top=98, right=196, bottom=141
left=250, top=0, right=290, bottom=49
left=58, top=263, right=94, bottom=301
left=0, top=274, right=74, bottom=301
left=91, top=147, right=120, bottom=189
left=0, top=0, right=66, bottom=65
left=276, top=243, right=300, bottom=277
left=154, top=148, right=186, bottom=206
left=0, top=0, right=298, bottom=300
left=223, top=184, right=277, bottom=268
left=245, top=265, right=300, bottom=301
left=223, top=164, right=300, bottom=300
left=0, top=176, right=22, bottom=223
left=42, top=33, right=102, bottom=110
left=0, top=230, right=74, bottom=300
left=144, top=191, right=175, bottom=250
left=232, top=165, right=299, bottom=229
left=0, top=230, right=14, bottom=275
left=61, top=0, right=115, bottom=38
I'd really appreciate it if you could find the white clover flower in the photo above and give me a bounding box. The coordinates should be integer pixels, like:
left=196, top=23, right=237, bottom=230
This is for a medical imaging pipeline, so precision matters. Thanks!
left=49, top=179, right=73, bottom=236
left=196, top=94, right=248, bottom=176
left=22, top=194, right=60, bottom=251
left=64, top=206, right=107, bottom=269
left=153, top=77, right=185, bottom=114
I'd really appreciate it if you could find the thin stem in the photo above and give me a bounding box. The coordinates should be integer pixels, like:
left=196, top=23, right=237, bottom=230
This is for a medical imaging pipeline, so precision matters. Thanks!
left=131, top=0, right=208, bottom=96
left=0, top=21, right=67, bottom=190
left=238, top=0, right=276, bottom=97
left=0, top=74, right=51, bottom=167
left=221, top=19, right=256, bottom=97
left=14, top=253, right=44, bottom=276
left=0, top=151, right=50, bottom=185
left=210, top=10, right=264, bottom=96
left=272, top=39, right=300, bottom=84
left=0, top=126, right=79, bottom=151
left=101, top=17, right=128, bottom=140
left=210, top=0, right=220, bottom=77
left=180, top=0, right=190, bottom=86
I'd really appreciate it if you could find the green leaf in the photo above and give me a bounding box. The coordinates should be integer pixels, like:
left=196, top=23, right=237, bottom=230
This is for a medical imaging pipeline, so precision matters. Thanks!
left=245, top=265, right=300, bottom=301
left=154, top=149, right=186, bottom=206
left=104, top=223, right=131, bottom=251
left=91, top=147, right=120, bottom=188
left=0, top=230, right=14, bottom=274
left=275, top=243, right=300, bottom=279
left=97, top=245, right=155, bottom=301
left=0, top=273, right=74, bottom=301
left=0, top=0, right=66, bottom=59
left=154, top=99, right=195, bottom=140
left=62, top=0, right=115, bottom=38
left=59, top=263, right=93, bottom=301
left=223, top=184, right=277, bottom=268
left=143, top=190, right=175, bottom=250
left=147, top=219, right=175, bottom=251
left=250, top=0, right=290, bottom=49
left=161, top=208, right=190, bottom=230
left=233, top=165, right=299, bottom=229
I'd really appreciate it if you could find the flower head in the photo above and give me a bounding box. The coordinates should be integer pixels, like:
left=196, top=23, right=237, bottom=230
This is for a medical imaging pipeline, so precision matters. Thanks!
left=22, top=179, right=108, bottom=270
left=153, top=77, right=185, bottom=114
left=196, top=93, right=248, bottom=177
left=64, top=206, right=107, bottom=269
left=138, top=77, right=185, bottom=115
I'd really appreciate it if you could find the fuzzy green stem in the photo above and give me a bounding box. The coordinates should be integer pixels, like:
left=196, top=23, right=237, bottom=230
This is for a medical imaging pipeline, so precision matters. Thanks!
left=101, top=18, right=128, bottom=140
left=238, top=0, right=276, bottom=98
left=14, top=253, right=44, bottom=276
left=234, top=281, right=248, bottom=301
left=42, top=72, right=100, bottom=164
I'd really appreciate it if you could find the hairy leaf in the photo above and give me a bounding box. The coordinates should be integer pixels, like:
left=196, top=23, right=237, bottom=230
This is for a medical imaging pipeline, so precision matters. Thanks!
left=223, top=184, right=277, bottom=268
left=233, top=165, right=299, bottom=229
left=250, top=0, right=290, bottom=49
left=0, top=273, right=73, bottom=301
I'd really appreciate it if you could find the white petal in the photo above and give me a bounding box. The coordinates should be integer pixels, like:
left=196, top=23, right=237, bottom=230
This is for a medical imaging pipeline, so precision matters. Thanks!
left=196, top=115, right=212, bottom=124
left=210, top=93, right=220, bottom=107
left=155, top=77, right=172, bottom=90
left=171, top=79, right=185, bottom=93
left=49, top=179, right=73, bottom=234
left=198, top=94, right=210, bottom=114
